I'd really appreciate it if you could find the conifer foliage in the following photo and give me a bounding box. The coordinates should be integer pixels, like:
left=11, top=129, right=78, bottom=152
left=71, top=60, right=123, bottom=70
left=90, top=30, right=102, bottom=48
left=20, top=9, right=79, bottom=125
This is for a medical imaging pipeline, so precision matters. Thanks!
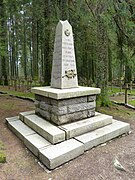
left=0, top=0, right=135, bottom=105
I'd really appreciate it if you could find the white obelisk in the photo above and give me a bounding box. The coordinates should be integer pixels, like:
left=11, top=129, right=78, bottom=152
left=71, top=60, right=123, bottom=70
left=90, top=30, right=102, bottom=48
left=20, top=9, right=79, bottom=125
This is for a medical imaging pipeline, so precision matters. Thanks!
left=51, top=20, right=78, bottom=89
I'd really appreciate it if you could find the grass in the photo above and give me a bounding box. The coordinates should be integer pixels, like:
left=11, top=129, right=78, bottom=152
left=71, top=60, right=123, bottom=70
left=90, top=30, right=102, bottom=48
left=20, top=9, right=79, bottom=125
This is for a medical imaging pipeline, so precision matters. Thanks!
left=97, top=102, right=135, bottom=121
left=107, top=86, right=135, bottom=107
left=0, top=141, right=6, bottom=163
left=107, top=86, right=135, bottom=96
left=107, top=86, right=124, bottom=96
left=0, top=86, right=34, bottom=100
left=128, top=100, right=135, bottom=106
left=7, top=90, right=34, bottom=99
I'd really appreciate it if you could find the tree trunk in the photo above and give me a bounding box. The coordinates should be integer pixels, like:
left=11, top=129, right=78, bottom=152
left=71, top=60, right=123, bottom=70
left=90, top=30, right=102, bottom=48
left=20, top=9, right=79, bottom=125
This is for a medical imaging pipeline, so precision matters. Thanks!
left=0, top=0, right=8, bottom=85
left=96, top=4, right=109, bottom=106
left=32, top=0, right=38, bottom=80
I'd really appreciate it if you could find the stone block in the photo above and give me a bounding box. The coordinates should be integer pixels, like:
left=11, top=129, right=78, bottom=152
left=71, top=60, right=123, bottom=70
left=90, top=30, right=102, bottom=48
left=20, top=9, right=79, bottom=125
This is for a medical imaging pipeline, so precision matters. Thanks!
left=51, top=110, right=88, bottom=125
left=67, top=101, right=95, bottom=113
left=87, top=109, right=95, bottom=117
left=24, top=114, right=65, bottom=144
left=39, top=139, right=84, bottom=169
left=35, top=94, right=51, bottom=104
left=6, top=116, right=19, bottom=123
left=87, top=95, right=96, bottom=102
left=51, top=96, right=87, bottom=106
left=7, top=120, right=35, bottom=141
left=19, top=111, right=35, bottom=121
left=35, top=94, right=42, bottom=101
left=75, top=119, right=130, bottom=151
left=39, top=102, right=67, bottom=116
left=34, top=100, right=40, bottom=108
left=40, top=102, right=52, bottom=112
left=24, top=133, right=51, bottom=156
left=52, top=105, right=67, bottom=115
left=60, top=113, right=112, bottom=139
left=35, top=108, right=51, bottom=121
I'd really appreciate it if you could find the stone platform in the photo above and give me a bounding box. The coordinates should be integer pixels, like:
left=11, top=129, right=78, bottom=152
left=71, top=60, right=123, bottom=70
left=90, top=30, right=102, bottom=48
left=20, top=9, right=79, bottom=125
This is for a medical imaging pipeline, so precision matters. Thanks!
left=32, top=86, right=100, bottom=125
left=6, top=110, right=130, bottom=170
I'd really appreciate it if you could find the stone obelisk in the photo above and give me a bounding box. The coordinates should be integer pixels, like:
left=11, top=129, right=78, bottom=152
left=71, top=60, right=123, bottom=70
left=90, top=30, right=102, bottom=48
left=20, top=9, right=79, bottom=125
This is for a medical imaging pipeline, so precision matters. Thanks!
left=51, top=20, right=78, bottom=89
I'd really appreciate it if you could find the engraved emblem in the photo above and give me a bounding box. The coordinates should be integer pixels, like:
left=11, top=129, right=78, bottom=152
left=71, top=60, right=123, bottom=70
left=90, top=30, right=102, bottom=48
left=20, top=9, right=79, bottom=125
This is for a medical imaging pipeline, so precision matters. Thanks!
left=64, top=29, right=70, bottom=36
left=62, top=69, right=77, bottom=79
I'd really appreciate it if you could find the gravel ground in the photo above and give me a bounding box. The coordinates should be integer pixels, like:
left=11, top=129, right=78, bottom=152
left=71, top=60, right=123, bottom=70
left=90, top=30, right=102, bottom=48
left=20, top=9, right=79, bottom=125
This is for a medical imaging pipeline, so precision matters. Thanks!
left=0, top=94, right=135, bottom=180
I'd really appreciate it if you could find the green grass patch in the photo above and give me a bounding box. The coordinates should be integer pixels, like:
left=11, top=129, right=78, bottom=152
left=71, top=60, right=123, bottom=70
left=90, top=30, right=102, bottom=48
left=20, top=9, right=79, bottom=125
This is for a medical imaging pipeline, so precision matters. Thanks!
left=128, top=100, right=135, bottom=106
left=0, top=152, right=6, bottom=163
left=0, top=86, right=34, bottom=99
left=0, top=141, right=6, bottom=163
left=97, top=102, right=135, bottom=120
left=107, top=86, right=135, bottom=96
left=107, top=87, right=124, bottom=96
left=8, top=90, right=34, bottom=99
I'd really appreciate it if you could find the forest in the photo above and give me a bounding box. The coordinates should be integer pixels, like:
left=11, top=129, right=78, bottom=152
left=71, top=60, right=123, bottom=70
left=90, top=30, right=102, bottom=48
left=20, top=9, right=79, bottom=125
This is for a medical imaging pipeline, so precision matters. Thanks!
left=0, top=0, right=135, bottom=101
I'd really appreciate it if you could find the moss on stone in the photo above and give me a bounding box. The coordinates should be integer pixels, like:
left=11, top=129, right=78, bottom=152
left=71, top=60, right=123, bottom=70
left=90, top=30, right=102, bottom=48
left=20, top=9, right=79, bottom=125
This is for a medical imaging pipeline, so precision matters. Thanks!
left=0, top=141, right=6, bottom=163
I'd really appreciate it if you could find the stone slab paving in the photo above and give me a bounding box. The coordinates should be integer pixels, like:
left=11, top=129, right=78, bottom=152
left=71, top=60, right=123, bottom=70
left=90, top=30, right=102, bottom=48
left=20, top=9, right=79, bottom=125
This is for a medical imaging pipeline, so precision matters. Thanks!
left=24, top=114, right=65, bottom=144
left=19, top=110, right=35, bottom=121
left=75, top=119, right=130, bottom=151
left=24, top=133, right=51, bottom=156
left=39, top=139, right=84, bottom=170
left=6, top=119, right=35, bottom=141
left=60, top=113, right=113, bottom=139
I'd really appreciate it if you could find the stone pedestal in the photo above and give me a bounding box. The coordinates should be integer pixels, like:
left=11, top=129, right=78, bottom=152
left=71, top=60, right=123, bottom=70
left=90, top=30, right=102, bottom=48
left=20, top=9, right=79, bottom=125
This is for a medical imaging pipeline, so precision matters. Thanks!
left=32, top=86, right=100, bottom=125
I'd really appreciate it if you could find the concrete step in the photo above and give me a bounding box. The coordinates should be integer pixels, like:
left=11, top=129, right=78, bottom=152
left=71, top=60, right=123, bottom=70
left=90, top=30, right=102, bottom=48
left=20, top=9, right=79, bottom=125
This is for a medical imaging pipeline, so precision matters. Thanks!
left=6, top=117, right=35, bottom=141
left=6, top=117, right=84, bottom=170
left=39, top=139, right=84, bottom=170
left=6, top=116, right=84, bottom=170
left=6, top=117, right=52, bottom=156
left=6, top=115, right=130, bottom=170
left=24, top=114, right=65, bottom=144
left=19, top=110, right=35, bottom=121
left=60, top=113, right=112, bottom=139
left=75, top=119, right=130, bottom=151
left=24, top=133, right=51, bottom=156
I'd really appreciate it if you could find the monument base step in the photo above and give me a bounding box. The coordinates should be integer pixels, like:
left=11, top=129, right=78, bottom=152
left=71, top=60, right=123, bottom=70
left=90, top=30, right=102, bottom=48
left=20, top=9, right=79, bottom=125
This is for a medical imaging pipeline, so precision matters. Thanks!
left=39, top=119, right=130, bottom=169
left=6, top=112, right=130, bottom=170
left=24, top=114, right=65, bottom=144
left=22, top=112, right=113, bottom=144
left=59, top=112, right=112, bottom=139
left=75, top=119, right=130, bottom=151
left=9, top=111, right=114, bottom=144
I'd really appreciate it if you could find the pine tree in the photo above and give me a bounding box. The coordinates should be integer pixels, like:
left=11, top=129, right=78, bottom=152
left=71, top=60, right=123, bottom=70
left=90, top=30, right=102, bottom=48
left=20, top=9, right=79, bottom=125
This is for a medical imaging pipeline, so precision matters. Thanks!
left=0, top=0, right=8, bottom=85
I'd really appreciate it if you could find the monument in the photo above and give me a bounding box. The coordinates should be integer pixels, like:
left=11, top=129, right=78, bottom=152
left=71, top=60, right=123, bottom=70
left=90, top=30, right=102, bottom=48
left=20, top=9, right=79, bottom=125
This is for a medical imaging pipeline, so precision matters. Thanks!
left=6, top=20, right=130, bottom=170
left=32, top=20, right=100, bottom=125
left=51, top=20, right=78, bottom=89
